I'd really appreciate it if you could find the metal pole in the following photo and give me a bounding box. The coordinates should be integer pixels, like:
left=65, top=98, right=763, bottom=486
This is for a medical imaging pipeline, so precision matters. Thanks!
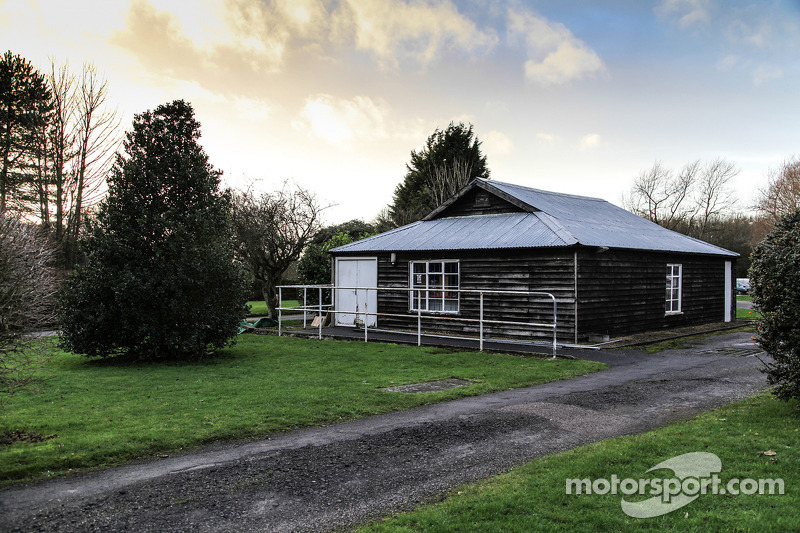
left=318, top=287, right=323, bottom=340
left=364, top=298, right=368, bottom=343
left=417, top=290, right=422, bottom=347
left=552, top=295, right=558, bottom=358
left=303, top=287, right=307, bottom=329
left=479, top=292, right=484, bottom=351
left=278, top=286, right=283, bottom=337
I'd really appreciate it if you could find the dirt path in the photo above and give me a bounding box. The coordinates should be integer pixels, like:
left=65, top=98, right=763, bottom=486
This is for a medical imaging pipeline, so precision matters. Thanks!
left=0, top=331, right=768, bottom=532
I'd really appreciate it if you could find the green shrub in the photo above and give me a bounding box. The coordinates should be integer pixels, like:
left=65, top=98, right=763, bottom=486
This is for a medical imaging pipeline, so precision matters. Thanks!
left=59, top=101, right=248, bottom=360
left=749, top=209, right=800, bottom=401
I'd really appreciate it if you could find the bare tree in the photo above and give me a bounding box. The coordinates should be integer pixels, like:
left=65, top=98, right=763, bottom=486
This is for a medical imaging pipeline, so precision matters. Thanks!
left=693, top=158, right=739, bottom=240
left=0, top=211, right=58, bottom=393
left=624, top=158, right=738, bottom=238
left=45, top=59, right=77, bottom=243
left=623, top=160, right=699, bottom=231
left=64, top=64, right=119, bottom=268
left=429, top=157, right=473, bottom=207
left=230, top=183, right=325, bottom=318
left=755, top=156, right=800, bottom=222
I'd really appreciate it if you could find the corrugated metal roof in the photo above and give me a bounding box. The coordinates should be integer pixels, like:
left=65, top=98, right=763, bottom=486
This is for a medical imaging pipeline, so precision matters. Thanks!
left=331, top=213, right=576, bottom=253
left=331, top=179, right=738, bottom=256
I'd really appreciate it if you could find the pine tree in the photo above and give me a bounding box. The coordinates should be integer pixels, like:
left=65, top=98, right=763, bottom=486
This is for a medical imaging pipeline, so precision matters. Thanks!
left=0, top=51, right=53, bottom=212
left=59, top=100, right=248, bottom=360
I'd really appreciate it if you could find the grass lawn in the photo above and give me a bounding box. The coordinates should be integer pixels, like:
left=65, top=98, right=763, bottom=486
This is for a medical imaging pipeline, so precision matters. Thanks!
left=360, top=394, right=800, bottom=532
left=738, top=307, right=762, bottom=320
left=247, top=300, right=301, bottom=316
left=0, top=336, right=604, bottom=485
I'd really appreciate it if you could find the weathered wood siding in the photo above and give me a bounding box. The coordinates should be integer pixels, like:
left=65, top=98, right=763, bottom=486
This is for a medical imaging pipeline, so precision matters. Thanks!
left=364, top=249, right=576, bottom=341
left=576, top=250, right=734, bottom=339
left=331, top=247, right=735, bottom=344
left=432, top=188, right=524, bottom=218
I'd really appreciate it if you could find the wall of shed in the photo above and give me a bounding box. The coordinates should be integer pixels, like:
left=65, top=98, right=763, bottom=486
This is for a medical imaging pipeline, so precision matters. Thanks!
left=575, top=250, right=735, bottom=339
left=370, top=250, right=576, bottom=342
left=331, top=248, right=735, bottom=345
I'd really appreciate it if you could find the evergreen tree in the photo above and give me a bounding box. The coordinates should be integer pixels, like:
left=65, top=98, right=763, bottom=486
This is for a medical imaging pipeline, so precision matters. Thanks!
left=59, top=100, right=248, bottom=360
left=749, top=209, right=800, bottom=401
left=389, top=122, right=489, bottom=226
left=0, top=51, right=53, bottom=212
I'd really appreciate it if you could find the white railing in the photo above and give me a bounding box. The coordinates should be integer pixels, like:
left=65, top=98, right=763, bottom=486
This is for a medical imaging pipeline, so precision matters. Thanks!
left=276, top=285, right=559, bottom=358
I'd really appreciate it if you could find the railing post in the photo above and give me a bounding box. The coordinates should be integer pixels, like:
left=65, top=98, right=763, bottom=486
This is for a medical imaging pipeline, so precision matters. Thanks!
left=479, top=292, right=484, bottom=351
left=552, top=295, right=558, bottom=358
left=417, top=290, right=422, bottom=347
left=364, top=297, right=368, bottom=343
left=278, top=286, right=283, bottom=337
left=318, top=287, right=323, bottom=340
left=303, top=287, right=308, bottom=329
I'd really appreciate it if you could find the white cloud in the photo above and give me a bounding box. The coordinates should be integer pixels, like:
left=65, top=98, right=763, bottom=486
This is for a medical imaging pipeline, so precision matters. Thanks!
left=482, top=130, right=514, bottom=156
left=507, top=7, right=605, bottom=86
left=655, top=0, right=711, bottom=29
left=333, top=0, right=498, bottom=69
left=292, top=94, right=390, bottom=150
left=579, top=133, right=601, bottom=150
left=753, top=65, right=782, bottom=86
left=536, top=133, right=561, bottom=145
left=716, top=54, right=739, bottom=72
left=726, top=17, right=772, bottom=48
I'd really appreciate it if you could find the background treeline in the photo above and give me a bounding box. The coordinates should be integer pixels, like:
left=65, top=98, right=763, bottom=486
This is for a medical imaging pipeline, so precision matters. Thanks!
left=1, top=51, right=119, bottom=270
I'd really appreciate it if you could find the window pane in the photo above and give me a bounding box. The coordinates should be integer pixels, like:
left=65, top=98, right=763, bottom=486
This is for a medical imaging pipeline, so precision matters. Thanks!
left=445, top=274, right=458, bottom=288
left=429, top=298, right=443, bottom=311
left=445, top=262, right=459, bottom=274
left=428, top=262, right=442, bottom=273
left=429, top=274, right=442, bottom=288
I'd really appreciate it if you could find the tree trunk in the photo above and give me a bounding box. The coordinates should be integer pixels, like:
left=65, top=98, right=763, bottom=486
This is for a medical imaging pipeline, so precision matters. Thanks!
left=262, top=282, right=279, bottom=319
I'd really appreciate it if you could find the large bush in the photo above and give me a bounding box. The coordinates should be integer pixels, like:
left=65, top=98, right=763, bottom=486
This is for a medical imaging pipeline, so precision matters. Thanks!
left=0, top=212, right=58, bottom=391
left=749, top=209, right=800, bottom=401
left=59, top=100, right=248, bottom=360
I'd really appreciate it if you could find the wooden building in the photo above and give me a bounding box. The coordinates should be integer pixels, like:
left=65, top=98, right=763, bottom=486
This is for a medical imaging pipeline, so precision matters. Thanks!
left=329, top=179, right=738, bottom=344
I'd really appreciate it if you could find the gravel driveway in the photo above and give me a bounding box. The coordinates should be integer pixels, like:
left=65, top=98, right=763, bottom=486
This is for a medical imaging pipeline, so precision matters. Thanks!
left=0, top=331, right=768, bottom=532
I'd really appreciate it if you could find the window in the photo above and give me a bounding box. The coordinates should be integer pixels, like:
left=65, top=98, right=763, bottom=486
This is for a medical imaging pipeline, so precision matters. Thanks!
left=666, top=264, right=682, bottom=314
left=410, top=260, right=459, bottom=313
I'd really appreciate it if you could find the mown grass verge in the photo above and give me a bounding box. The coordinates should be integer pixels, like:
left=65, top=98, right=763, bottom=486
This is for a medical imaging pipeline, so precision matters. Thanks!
left=247, top=300, right=301, bottom=316
left=360, top=393, right=799, bottom=532
left=0, top=335, right=604, bottom=485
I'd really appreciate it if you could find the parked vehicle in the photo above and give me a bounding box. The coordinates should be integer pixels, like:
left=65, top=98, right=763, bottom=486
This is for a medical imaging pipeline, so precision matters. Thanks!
left=736, top=278, right=750, bottom=295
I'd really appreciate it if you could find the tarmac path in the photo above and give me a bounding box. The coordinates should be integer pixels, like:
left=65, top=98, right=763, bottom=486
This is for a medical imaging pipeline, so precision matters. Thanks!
left=0, top=331, right=768, bottom=532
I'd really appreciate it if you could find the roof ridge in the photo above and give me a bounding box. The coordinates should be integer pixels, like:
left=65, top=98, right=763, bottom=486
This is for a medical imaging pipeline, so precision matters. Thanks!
left=533, top=211, right=579, bottom=245
left=480, top=178, right=606, bottom=203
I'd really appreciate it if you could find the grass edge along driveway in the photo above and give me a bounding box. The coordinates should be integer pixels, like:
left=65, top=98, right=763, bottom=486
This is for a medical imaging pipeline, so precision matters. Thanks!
left=359, top=393, right=800, bottom=532
left=1, top=335, right=605, bottom=486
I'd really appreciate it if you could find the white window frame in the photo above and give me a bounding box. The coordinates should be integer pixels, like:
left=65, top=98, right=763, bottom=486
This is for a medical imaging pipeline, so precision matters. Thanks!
left=409, top=260, right=460, bottom=314
left=666, top=263, right=683, bottom=315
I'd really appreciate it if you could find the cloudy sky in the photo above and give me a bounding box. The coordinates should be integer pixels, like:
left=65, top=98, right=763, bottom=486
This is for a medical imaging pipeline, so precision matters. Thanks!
left=2, top=0, right=799, bottom=223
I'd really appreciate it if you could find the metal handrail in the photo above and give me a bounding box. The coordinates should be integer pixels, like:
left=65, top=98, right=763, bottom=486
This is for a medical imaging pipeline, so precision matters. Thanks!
left=276, top=285, right=559, bottom=357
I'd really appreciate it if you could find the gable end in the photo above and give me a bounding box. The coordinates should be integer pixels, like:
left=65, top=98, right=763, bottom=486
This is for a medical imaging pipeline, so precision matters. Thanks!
left=426, top=180, right=535, bottom=220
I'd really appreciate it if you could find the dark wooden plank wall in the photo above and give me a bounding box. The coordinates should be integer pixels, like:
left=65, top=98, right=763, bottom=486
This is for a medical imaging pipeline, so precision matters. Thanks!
left=576, top=250, right=733, bottom=339
left=371, top=250, right=576, bottom=341
left=432, top=188, right=524, bottom=218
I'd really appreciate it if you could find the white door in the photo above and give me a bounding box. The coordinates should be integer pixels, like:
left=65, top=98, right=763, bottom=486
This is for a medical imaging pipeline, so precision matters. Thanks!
left=335, top=257, right=378, bottom=327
